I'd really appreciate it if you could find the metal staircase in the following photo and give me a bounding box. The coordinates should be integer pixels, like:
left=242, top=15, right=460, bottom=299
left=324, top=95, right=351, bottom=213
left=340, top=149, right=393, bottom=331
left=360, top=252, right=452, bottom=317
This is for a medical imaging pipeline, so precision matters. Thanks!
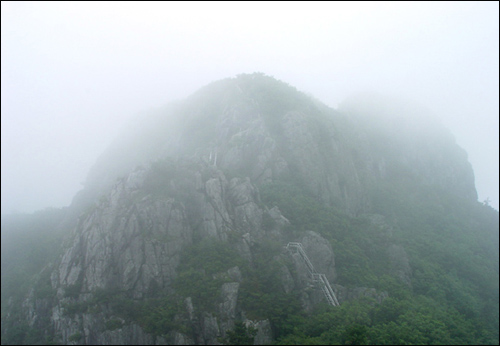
left=286, top=242, right=340, bottom=306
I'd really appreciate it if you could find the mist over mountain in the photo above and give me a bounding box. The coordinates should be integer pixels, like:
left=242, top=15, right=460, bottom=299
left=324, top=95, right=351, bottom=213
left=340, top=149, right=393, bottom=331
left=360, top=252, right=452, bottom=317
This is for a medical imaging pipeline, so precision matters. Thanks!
left=1, top=74, right=498, bottom=345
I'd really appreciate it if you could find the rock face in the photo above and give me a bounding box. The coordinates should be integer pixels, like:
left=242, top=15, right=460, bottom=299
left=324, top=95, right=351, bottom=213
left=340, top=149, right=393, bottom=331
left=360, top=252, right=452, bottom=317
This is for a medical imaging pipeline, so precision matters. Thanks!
left=81, top=74, right=476, bottom=220
left=338, top=93, right=478, bottom=202
left=13, top=73, right=480, bottom=345
left=44, top=160, right=296, bottom=344
left=56, top=169, right=192, bottom=298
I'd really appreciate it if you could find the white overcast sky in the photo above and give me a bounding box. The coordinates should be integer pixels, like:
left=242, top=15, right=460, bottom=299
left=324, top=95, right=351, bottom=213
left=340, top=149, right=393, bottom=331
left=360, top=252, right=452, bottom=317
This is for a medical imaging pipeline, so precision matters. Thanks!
left=1, top=1, right=499, bottom=214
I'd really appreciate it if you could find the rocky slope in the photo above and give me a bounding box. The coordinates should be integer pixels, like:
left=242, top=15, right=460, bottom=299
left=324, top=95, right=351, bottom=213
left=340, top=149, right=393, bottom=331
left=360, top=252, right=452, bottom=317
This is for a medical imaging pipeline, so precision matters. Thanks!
left=2, top=73, right=485, bottom=345
left=81, top=73, right=476, bottom=217
left=23, top=159, right=344, bottom=344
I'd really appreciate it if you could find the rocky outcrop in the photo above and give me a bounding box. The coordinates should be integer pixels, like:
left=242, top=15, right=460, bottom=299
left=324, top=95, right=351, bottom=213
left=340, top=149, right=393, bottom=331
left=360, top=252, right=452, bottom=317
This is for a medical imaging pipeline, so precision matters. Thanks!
left=12, top=73, right=481, bottom=345
left=56, top=168, right=192, bottom=298
left=35, top=160, right=288, bottom=344
left=339, top=93, right=478, bottom=202
left=285, top=231, right=339, bottom=311
left=82, top=75, right=476, bottom=221
left=247, top=319, right=273, bottom=345
left=300, top=231, right=336, bottom=281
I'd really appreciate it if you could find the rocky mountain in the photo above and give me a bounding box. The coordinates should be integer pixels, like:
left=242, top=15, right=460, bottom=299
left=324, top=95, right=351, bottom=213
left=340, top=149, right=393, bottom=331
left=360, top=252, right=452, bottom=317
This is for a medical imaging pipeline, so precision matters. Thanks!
left=1, top=73, right=498, bottom=345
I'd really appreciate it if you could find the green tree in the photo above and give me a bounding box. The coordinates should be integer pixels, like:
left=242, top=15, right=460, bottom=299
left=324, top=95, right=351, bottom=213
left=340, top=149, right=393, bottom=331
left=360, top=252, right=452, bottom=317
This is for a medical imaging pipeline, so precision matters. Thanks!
left=224, top=321, right=257, bottom=345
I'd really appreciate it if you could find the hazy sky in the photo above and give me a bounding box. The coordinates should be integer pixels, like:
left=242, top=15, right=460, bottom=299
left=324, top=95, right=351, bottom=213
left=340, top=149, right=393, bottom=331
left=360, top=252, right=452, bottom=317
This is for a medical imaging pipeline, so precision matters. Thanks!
left=2, top=1, right=499, bottom=214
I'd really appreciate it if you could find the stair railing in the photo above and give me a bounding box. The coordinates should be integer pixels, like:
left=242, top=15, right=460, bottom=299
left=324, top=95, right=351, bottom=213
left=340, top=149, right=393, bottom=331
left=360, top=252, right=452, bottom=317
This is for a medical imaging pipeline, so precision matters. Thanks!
left=286, top=242, right=339, bottom=306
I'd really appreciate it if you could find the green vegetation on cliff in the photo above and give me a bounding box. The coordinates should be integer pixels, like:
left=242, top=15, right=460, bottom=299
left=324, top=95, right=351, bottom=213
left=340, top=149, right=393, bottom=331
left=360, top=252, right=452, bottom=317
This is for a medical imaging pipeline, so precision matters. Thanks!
left=259, top=175, right=498, bottom=344
left=1, top=74, right=498, bottom=345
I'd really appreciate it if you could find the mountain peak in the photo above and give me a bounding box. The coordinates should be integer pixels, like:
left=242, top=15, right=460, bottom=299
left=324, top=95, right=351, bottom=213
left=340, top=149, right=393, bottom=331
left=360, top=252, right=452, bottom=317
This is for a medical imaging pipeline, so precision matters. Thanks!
left=2, top=74, right=496, bottom=345
left=79, top=74, right=477, bottom=216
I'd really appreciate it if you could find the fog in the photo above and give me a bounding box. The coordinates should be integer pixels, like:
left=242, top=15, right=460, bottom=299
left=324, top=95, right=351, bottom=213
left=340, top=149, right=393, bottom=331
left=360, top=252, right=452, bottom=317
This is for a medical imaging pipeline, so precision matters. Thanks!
left=1, top=2, right=498, bottom=214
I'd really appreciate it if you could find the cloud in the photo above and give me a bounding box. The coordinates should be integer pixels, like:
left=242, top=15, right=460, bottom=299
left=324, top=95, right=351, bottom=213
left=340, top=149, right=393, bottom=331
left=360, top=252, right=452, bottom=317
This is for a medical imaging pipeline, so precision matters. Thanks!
left=1, top=2, right=498, bottom=213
